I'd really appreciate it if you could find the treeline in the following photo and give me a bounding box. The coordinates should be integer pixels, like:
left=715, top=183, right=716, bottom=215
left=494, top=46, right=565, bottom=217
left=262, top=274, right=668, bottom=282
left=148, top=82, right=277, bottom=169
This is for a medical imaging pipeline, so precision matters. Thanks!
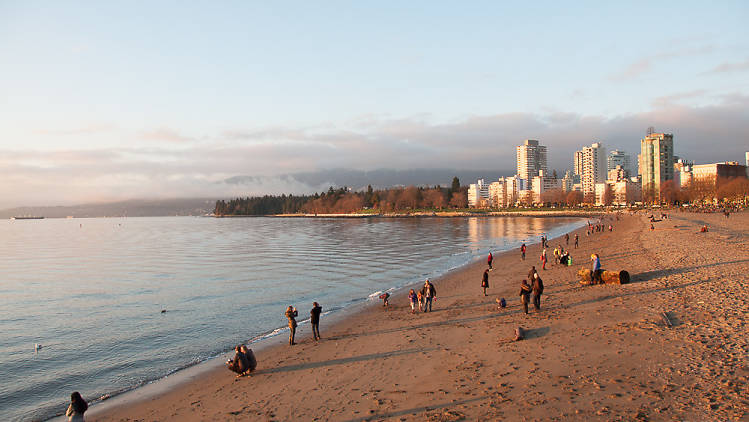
left=214, top=177, right=468, bottom=215
left=214, top=194, right=313, bottom=215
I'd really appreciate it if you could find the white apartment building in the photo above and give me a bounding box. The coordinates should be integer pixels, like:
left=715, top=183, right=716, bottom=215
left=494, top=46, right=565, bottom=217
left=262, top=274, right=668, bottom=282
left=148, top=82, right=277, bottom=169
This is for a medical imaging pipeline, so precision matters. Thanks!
left=488, top=176, right=520, bottom=208
left=577, top=142, right=607, bottom=199
left=467, top=179, right=490, bottom=208
left=607, top=165, right=628, bottom=182
left=516, top=140, right=548, bottom=182
left=640, top=132, right=674, bottom=202
left=531, top=172, right=563, bottom=204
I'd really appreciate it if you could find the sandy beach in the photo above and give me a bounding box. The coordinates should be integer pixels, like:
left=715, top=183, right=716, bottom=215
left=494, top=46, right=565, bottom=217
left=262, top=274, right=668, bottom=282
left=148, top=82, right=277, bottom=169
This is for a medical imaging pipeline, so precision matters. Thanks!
left=87, top=211, right=748, bottom=421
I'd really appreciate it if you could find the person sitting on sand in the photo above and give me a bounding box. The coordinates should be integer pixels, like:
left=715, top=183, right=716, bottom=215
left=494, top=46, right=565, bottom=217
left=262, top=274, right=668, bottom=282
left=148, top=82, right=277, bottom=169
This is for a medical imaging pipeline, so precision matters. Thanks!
left=285, top=306, right=298, bottom=345
left=310, top=302, right=322, bottom=341
left=519, top=279, right=532, bottom=315
left=700, top=225, right=708, bottom=233
left=65, top=391, right=87, bottom=422
left=421, top=279, right=437, bottom=312
left=408, top=289, right=417, bottom=314
left=226, top=345, right=250, bottom=376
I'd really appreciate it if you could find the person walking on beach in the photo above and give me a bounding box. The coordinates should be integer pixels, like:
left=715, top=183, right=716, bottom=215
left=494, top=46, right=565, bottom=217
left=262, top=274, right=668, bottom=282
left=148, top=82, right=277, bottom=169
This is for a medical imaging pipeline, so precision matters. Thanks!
left=65, top=391, right=87, bottom=422
left=591, top=254, right=602, bottom=284
left=408, top=289, right=417, bottom=314
left=421, top=279, right=437, bottom=312
left=310, top=302, right=322, bottom=341
left=416, top=290, right=423, bottom=312
left=565, top=233, right=569, bottom=246
left=519, top=279, right=532, bottom=315
left=481, top=269, right=489, bottom=296
left=541, top=248, right=547, bottom=270
left=487, top=252, right=493, bottom=270
left=574, top=234, right=579, bottom=249
left=531, top=273, right=544, bottom=311
left=520, top=243, right=526, bottom=260
left=285, top=306, right=298, bottom=345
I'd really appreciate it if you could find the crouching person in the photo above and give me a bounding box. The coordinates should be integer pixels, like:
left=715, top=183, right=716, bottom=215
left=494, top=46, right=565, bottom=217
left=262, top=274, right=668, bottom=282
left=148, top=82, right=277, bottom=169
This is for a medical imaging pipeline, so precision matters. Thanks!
left=226, top=345, right=250, bottom=377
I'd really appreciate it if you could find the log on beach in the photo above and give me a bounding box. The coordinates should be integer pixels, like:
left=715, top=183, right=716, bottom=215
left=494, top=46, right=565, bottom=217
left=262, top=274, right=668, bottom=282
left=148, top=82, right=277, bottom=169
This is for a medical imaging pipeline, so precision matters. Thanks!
left=578, top=268, right=630, bottom=285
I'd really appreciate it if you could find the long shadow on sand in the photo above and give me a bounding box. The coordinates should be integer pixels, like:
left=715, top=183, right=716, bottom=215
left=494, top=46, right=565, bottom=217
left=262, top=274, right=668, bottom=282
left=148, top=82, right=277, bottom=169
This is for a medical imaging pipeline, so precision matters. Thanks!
left=342, top=397, right=486, bottom=422
left=255, top=347, right=437, bottom=375
left=629, top=259, right=749, bottom=282
left=326, top=277, right=714, bottom=342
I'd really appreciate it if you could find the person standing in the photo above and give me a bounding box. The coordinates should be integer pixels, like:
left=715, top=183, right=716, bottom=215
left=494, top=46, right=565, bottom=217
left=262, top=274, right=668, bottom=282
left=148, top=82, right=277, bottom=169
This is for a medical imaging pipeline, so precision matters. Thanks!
left=591, top=254, right=602, bottom=284
left=528, top=265, right=538, bottom=282
left=519, top=279, right=532, bottom=315
left=541, top=248, right=547, bottom=270
left=421, top=279, right=437, bottom=312
left=574, top=234, right=579, bottom=249
left=481, top=269, right=489, bottom=296
left=531, top=273, right=544, bottom=311
left=408, top=289, right=417, bottom=314
left=565, top=233, right=569, bottom=246
left=487, top=252, right=493, bottom=269
left=310, top=302, right=322, bottom=341
left=285, top=305, right=298, bottom=345
left=520, top=243, right=526, bottom=260
left=65, top=391, right=87, bottom=422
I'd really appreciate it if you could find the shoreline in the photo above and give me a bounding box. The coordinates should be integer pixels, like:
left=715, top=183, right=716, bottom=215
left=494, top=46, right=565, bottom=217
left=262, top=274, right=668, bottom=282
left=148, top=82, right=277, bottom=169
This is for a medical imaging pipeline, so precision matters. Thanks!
left=71, top=211, right=749, bottom=420
left=49, top=217, right=587, bottom=421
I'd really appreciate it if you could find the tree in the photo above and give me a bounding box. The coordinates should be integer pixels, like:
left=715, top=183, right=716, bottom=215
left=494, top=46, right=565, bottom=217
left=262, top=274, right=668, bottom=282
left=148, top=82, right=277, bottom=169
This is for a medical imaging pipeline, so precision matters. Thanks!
left=565, top=191, right=583, bottom=206
left=659, top=180, right=678, bottom=205
left=451, top=176, right=461, bottom=193
left=603, top=184, right=614, bottom=206
left=552, top=169, right=558, bottom=179
left=449, top=190, right=467, bottom=208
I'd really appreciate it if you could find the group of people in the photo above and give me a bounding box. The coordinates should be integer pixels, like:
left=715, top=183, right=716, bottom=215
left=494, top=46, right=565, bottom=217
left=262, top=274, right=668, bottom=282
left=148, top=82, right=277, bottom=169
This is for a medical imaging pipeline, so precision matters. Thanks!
left=407, top=279, right=438, bottom=313
left=519, top=266, right=544, bottom=314
left=284, top=302, right=323, bottom=346
left=226, top=344, right=258, bottom=377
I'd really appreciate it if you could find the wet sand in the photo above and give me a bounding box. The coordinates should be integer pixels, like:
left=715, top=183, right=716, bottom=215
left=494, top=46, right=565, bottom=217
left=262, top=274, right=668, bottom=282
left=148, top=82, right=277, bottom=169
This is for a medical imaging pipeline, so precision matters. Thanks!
left=89, top=211, right=748, bottom=421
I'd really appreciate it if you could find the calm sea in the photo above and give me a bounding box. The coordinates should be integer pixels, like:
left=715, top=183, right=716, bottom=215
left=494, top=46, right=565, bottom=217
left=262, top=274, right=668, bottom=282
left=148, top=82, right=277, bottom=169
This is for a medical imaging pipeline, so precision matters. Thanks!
left=0, top=216, right=584, bottom=421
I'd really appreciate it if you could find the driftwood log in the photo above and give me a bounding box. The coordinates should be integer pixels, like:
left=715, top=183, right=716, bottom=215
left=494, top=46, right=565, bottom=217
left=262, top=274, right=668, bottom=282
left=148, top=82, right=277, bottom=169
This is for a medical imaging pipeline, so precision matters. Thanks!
left=578, top=268, right=630, bottom=285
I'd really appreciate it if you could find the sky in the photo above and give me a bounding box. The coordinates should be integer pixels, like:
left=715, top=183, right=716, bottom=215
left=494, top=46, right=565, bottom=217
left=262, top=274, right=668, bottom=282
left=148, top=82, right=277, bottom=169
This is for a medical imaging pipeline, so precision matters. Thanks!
left=1, top=1, right=748, bottom=207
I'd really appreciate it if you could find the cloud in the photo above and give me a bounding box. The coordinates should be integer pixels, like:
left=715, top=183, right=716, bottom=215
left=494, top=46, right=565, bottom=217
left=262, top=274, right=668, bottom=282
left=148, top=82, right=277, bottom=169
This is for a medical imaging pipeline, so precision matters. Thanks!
left=609, top=46, right=714, bottom=81
left=33, top=124, right=116, bottom=136
left=703, top=58, right=749, bottom=74
left=1, top=94, right=748, bottom=208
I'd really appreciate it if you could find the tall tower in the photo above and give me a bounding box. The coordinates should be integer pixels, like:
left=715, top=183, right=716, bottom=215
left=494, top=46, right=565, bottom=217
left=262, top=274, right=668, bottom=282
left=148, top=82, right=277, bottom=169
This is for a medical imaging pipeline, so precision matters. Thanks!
left=573, top=150, right=584, bottom=177
left=580, top=142, right=606, bottom=197
left=607, top=150, right=632, bottom=175
left=640, top=131, right=674, bottom=202
left=516, top=139, right=548, bottom=182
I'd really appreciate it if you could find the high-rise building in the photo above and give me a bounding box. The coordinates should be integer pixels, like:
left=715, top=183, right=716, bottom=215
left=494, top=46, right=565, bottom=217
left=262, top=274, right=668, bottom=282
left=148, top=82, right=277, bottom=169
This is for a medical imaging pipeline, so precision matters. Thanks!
left=607, top=150, right=632, bottom=175
left=573, top=150, right=584, bottom=177
left=577, top=142, right=607, bottom=199
left=640, top=132, right=674, bottom=202
left=516, top=140, right=547, bottom=183
left=467, top=179, right=490, bottom=208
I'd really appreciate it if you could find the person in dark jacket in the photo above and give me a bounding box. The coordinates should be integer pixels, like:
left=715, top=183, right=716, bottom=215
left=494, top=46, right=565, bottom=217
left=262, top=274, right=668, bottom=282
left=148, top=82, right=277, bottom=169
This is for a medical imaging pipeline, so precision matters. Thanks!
left=240, top=345, right=257, bottom=374
left=519, top=279, right=532, bottom=314
left=65, top=391, right=87, bottom=422
left=531, top=273, right=544, bottom=310
left=285, top=306, right=298, bottom=345
left=481, top=269, right=489, bottom=296
left=527, top=266, right=538, bottom=282
left=420, top=279, right=437, bottom=312
left=226, top=345, right=250, bottom=376
left=310, top=302, right=322, bottom=341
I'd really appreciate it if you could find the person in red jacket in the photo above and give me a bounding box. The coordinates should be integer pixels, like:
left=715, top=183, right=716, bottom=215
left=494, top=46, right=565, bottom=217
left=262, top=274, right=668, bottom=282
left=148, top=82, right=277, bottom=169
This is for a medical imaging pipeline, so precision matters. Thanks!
left=487, top=252, right=493, bottom=269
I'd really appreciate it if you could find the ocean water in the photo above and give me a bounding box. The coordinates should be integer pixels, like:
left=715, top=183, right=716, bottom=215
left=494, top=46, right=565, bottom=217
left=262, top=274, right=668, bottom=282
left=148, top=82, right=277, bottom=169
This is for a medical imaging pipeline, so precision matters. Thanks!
left=0, top=216, right=584, bottom=421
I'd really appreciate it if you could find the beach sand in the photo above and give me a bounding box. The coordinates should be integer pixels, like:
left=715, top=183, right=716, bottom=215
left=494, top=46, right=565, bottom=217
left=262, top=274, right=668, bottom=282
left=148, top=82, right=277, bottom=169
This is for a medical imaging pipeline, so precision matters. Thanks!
left=88, top=211, right=748, bottom=421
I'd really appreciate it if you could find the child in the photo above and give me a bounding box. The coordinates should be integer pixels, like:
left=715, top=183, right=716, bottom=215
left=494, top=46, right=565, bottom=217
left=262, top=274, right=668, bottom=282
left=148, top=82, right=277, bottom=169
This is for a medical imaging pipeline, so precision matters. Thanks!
left=417, top=291, right=423, bottom=312
left=379, top=292, right=390, bottom=307
left=408, top=289, right=417, bottom=314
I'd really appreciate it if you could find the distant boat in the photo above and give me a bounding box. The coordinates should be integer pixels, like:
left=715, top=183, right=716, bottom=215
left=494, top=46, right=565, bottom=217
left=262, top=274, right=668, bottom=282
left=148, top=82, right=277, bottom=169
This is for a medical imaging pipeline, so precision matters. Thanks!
left=11, top=216, right=45, bottom=220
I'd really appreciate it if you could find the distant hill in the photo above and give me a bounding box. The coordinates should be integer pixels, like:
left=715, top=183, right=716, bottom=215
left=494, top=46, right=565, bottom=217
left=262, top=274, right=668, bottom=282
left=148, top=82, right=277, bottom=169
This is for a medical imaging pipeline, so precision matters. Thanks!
left=225, top=168, right=513, bottom=192
left=0, top=198, right=217, bottom=219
